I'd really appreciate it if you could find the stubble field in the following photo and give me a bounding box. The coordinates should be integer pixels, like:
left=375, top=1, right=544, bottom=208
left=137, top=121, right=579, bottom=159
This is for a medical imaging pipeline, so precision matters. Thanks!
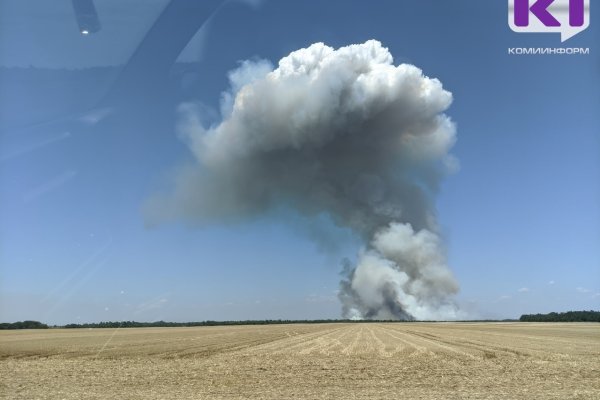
left=1, top=322, right=599, bottom=399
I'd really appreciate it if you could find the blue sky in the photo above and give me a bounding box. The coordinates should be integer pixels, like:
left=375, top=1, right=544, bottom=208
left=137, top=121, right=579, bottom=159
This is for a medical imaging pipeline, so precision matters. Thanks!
left=1, top=0, right=598, bottom=324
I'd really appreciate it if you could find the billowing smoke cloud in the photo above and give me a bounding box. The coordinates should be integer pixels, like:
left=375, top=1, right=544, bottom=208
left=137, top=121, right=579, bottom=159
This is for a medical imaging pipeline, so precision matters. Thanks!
left=339, top=223, right=460, bottom=320
left=145, top=40, right=462, bottom=320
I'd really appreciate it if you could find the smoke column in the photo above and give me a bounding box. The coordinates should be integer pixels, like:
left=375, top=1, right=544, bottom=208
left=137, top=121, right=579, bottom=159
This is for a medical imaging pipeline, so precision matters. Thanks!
left=145, top=40, right=462, bottom=320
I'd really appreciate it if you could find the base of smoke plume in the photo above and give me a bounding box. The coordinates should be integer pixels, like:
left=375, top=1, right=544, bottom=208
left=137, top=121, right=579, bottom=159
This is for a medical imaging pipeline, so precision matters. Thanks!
left=339, top=222, right=463, bottom=321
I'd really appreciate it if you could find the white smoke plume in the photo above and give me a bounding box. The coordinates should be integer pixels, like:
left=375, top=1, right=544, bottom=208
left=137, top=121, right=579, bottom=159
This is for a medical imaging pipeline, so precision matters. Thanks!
left=145, top=40, right=462, bottom=320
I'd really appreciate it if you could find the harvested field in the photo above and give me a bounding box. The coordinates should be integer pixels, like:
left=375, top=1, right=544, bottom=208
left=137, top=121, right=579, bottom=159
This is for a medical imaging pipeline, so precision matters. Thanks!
left=1, top=323, right=599, bottom=399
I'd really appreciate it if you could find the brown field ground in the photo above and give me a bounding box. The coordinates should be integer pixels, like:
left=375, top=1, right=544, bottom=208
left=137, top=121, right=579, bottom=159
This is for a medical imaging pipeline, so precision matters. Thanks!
left=1, top=322, right=599, bottom=399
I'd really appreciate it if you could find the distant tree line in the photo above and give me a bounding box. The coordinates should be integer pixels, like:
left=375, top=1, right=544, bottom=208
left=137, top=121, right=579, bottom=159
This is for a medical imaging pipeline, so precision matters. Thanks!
left=520, top=310, right=600, bottom=322
left=61, top=319, right=387, bottom=328
left=0, top=320, right=49, bottom=330
left=54, top=319, right=517, bottom=328
left=4, top=314, right=595, bottom=329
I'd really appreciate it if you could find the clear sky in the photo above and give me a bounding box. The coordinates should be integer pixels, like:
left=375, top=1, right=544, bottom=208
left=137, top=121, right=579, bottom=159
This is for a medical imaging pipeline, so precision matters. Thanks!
left=1, top=0, right=599, bottom=324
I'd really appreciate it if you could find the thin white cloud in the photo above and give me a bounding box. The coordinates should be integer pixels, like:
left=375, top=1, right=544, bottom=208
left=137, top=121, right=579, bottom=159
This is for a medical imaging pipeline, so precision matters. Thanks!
left=518, top=287, right=530, bottom=293
left=305, top=294, right=336, bottom=304
left=135, top=294, right=169, bottom=314
left=576, top=287, right=591, bottom=294
left=80, top=107, right=113, bottom=125
left=548, top=280, right=555, bottom=285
